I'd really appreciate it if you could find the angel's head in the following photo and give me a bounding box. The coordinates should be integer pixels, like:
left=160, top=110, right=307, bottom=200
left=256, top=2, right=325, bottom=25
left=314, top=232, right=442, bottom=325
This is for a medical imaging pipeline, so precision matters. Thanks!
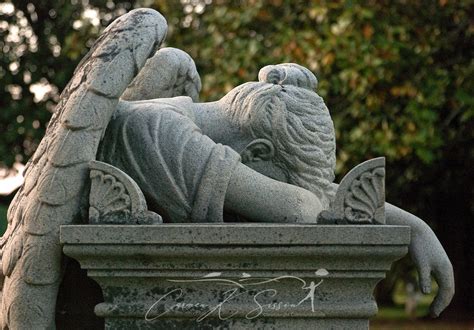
left=220, top=64, right=336, bottom=208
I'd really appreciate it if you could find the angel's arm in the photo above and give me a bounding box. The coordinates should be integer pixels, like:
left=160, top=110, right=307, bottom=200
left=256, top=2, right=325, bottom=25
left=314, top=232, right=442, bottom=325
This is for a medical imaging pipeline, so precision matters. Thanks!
left=224, top=162, right=323, bottom=223
left=121, top=47, right=201, bottom=101
left=327, top=179, right=454, bottom=316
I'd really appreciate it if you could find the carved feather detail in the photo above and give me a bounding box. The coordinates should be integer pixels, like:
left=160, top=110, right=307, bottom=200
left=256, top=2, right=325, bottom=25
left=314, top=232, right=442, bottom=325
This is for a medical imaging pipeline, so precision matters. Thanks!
left=121, top=47, right=202, bottom=102
left=2, top=231, right=23, bottom=277
left=0, top=9, right=168, bottom=328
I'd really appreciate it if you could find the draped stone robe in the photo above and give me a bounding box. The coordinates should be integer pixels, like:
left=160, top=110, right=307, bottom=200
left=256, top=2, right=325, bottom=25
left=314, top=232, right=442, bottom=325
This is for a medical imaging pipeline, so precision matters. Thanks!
left=97, top=97, right=241, bottom=223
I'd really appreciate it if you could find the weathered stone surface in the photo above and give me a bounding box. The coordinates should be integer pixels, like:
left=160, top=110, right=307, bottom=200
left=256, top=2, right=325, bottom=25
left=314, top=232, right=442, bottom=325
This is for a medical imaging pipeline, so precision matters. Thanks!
left=61, top=224, right=410, bottom=329
left=0, top=8, right=168, bottom=329
left=122, top=47, right=202, bottom=102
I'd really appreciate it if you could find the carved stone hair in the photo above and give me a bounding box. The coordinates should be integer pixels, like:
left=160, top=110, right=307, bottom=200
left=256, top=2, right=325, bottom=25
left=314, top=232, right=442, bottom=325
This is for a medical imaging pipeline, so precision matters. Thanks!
left=223, top=64, right=336, bottom=208
left=258, top=63, right=318, bottom=91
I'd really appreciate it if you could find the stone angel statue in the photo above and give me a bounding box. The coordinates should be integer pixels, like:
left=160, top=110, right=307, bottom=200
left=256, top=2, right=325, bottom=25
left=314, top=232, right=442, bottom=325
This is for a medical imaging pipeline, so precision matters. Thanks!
left=0, top=8, right=453, bottom=329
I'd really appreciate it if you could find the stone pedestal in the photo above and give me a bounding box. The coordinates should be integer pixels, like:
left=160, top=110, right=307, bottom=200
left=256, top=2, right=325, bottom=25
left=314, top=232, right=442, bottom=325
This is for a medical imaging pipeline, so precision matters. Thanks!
left=60, top=224, right=410, bottom=330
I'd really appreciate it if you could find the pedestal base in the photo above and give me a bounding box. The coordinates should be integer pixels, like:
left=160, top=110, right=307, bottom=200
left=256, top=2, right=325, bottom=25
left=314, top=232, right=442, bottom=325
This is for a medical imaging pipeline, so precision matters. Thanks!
left=60, top=224, right=410, bottom=330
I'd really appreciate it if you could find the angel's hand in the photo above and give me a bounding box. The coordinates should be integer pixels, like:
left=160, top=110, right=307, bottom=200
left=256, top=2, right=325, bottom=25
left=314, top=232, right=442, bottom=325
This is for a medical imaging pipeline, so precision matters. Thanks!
left=410, top=222, right=455, bottom=317
left=386, top=203, right=454, bottom=317
left=122, top=47, right=202, bottom=102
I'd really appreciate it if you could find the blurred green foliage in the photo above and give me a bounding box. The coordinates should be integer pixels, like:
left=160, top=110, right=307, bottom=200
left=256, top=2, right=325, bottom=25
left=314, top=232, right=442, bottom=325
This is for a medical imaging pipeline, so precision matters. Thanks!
left=0, top=0, right=472, bottom=177
left=0, top=0, right=472, bottom=316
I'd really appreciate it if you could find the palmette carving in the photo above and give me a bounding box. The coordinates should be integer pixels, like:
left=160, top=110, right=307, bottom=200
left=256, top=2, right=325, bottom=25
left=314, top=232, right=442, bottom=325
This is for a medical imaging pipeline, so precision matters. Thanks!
left=318, top=157, right=386, bottom=224
left=89, top=161, right=162, bottom=225
left=89, top=172, right=131, bottom=223
left=344, top=167, right=385, bottom=223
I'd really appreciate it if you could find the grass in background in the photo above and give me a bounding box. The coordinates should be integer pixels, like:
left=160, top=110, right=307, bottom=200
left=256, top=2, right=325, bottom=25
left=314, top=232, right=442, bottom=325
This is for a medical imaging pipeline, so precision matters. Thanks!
left=371, top=277, right=474, bottom=329
left=373, top=275, right=437, bottom=320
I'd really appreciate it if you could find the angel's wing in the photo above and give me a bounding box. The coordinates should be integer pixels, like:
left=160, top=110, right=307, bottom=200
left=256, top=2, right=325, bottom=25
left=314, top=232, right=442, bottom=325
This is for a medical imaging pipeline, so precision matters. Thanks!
left=0, top=9, right=167, bottom=328
left=121, top=47, right=202, bottom=102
